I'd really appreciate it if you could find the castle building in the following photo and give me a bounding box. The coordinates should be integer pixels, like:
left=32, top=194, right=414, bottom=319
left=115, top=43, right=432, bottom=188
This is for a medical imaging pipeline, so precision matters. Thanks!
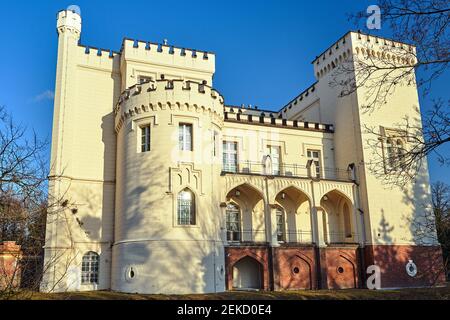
left=42, top=9, right=445, bottom=294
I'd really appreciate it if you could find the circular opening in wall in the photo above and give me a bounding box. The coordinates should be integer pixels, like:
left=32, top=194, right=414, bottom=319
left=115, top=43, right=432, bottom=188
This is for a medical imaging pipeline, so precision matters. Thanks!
left=293, top=267, right=300, bottom=274
left=125, top=266, right=137, bottom=282
left=406, top=260, right=417, bottom=277
left=337, top=267, right=344, bottom=274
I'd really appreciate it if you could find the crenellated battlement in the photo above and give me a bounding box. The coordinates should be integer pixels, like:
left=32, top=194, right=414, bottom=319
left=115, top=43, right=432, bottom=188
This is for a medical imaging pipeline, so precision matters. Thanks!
left=313, top=31, right=417, bottom=80
left=114, top=79, right=224, bottom=132
left=279, top=82, right=318, bottom=115
left=77, top=45, right=121, bottom=71
left=224, top=110, right=334, bottom=133
left=120, top=38, right=215, bottom=84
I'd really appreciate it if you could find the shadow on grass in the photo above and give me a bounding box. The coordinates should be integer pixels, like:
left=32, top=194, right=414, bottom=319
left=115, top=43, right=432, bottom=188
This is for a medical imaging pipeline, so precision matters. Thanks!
left=7, top=283, right=450, bottom=300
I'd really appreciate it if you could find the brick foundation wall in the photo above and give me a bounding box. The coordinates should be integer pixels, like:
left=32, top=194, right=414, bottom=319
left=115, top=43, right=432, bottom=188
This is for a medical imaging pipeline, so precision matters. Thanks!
left=225, top=246, right=270, bottom=290
left=364, top=244, right=446, bottom=288
left=321, top=246, right=360, bottom=289
left=0, top=241, right=22, bottom=290
left=273, top=246, right=316, bottom=290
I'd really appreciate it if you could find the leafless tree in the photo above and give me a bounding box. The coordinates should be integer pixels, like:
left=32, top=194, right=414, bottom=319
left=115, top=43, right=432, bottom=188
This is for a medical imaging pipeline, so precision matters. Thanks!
left=332, top=1, right=449, bottom=186
left=0, top=106, right=78, bottom=299
left=431, top=181, right=450, bottom=279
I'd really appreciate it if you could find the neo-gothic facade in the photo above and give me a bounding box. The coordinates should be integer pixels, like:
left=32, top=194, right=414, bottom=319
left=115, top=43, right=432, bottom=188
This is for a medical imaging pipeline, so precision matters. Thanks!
left=42, top=9, right=445, bottom=294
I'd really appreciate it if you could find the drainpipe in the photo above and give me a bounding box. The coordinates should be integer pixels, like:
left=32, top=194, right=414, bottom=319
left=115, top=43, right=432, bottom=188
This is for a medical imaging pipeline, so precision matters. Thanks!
left=310, top=179, right=323, bottom=290
left=350, top=163, right=367, bottom=288
left=264, top=176, right=275, bottom=291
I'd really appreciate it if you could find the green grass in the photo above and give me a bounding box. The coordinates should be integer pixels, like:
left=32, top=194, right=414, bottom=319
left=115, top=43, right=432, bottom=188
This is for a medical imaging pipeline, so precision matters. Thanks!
left=4, top=284, right=450, bottom=300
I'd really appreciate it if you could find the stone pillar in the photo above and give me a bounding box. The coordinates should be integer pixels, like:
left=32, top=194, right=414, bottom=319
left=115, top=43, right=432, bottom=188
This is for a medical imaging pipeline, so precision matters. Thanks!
left=314, top=207, right=327, bottom=247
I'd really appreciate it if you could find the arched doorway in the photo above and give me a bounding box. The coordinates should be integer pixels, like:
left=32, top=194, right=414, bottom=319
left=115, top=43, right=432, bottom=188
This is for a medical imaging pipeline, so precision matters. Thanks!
left=232, top=256, right=263, bottom=290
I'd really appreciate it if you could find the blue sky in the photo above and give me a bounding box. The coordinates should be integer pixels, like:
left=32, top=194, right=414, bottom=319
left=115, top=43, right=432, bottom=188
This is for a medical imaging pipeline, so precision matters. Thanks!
left=0, top=0, right=448, bottom=184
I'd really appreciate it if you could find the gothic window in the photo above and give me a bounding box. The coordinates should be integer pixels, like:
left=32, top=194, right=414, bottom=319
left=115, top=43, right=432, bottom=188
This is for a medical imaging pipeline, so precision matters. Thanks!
left=276, top=208, right=286, bottom=242
left=177, top=188, right=196, bottom=225
left=81, top=251, right=99, bottom=284
left=343, top=203, right=352, bottom=238
left=226, top=203, right=241, bottom=241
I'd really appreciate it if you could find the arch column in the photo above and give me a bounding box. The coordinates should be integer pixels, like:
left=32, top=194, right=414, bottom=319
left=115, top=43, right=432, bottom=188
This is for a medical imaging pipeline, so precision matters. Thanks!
left=313, top=206, right=327, bottom=247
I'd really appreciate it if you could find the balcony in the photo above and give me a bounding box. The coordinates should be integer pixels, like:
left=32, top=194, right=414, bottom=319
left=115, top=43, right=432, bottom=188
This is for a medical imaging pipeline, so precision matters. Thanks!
left=222, top=161, right=354, bottom=182
left=226, top=230, right=313, bottom=245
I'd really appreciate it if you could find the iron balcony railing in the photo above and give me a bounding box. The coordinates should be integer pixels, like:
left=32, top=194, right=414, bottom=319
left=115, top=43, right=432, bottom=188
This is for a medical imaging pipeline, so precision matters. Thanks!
left=222, top=160, right=354, bottom=182
left=277, top=230, right=314, bottom=244
left=325, top=232, right=359, bottom=244
left=226, top=229, right=267, bottom=243
left=226, top=229, right=313, bottom=244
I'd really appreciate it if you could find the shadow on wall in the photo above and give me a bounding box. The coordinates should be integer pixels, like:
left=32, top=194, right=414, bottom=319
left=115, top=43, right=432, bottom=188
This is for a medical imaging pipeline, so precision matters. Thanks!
left=108, top=146, right=223, bottom=294
left=365, top=165, right=446, bottom=288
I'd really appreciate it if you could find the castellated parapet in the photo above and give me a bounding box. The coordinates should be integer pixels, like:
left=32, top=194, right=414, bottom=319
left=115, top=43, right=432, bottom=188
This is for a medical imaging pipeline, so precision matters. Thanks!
left=57, top=10, right=82, bottom=35
left=114, top=79, right=224, bottom=132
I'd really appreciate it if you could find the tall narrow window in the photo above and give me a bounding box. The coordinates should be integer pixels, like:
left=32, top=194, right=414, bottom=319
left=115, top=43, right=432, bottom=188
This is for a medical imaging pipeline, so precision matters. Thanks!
left=386, top=138, right=395, bottom=168
left=226, top=203, right=241, bottom=242
left=396, top=139, right=405, bottom=168
left=223, top=141, right=238, bottom=173
left=81, top=251, right=99, bottom=284
left=276, top=209, right=285, bottom=242
left=177, top=188, right=196, bottom=225
left=343, top=203, right=352, bottom=238
left=179, top=123, right=193, bottom=151
left=213, top=131, right=219, bottom=157
left=307, top=150, right=321, bottom=178
left=267, top=146, right=281, bottom=175
left=141, top=125, right=151, bottom=152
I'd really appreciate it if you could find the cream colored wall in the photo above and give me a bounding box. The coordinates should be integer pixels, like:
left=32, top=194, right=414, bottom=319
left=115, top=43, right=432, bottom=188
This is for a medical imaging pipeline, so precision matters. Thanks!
left=120, top=39, right=215, bottom=90
left=222, top=121, right=336, bottom=173
left=112, top=79, right=225, bottom=294
left=284, top=31, right=437, bottom=246
left=350, top=33, right=436, bottom=245
left=42, top=10, right=120, bottom=292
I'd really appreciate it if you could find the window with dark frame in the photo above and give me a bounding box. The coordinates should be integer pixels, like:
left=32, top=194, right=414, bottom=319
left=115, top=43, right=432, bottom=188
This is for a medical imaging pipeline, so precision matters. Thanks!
left=81, top=251, right=99, bottom=284
left=177, top=188, right=196, bottom=225
left=141, top=125, right=151, bottom=152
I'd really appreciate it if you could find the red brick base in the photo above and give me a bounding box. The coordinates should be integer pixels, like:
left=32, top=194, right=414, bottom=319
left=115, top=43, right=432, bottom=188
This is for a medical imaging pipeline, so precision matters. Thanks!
left=225, top=246, right=270, bottom=290
left=224, top=244, right=446, bottom=291
left=364, top=244, right=446, bottom=288
left=0, top=241, right=22, bottom=290
left=320, top=246, right=360, bottom=289
left=273, top=246, right=316, bottom=290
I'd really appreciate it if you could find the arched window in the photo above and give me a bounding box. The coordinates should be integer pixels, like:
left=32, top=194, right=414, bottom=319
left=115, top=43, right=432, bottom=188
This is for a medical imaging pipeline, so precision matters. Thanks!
left=276, top=208, right=286, bottom=242
left=81, top=251, right=99, bottom=284
left=226, top=203, right=241, bottom=241
left=343, top=203, right=352, bottom=238
left=177, top=188, right=196, bottom=225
